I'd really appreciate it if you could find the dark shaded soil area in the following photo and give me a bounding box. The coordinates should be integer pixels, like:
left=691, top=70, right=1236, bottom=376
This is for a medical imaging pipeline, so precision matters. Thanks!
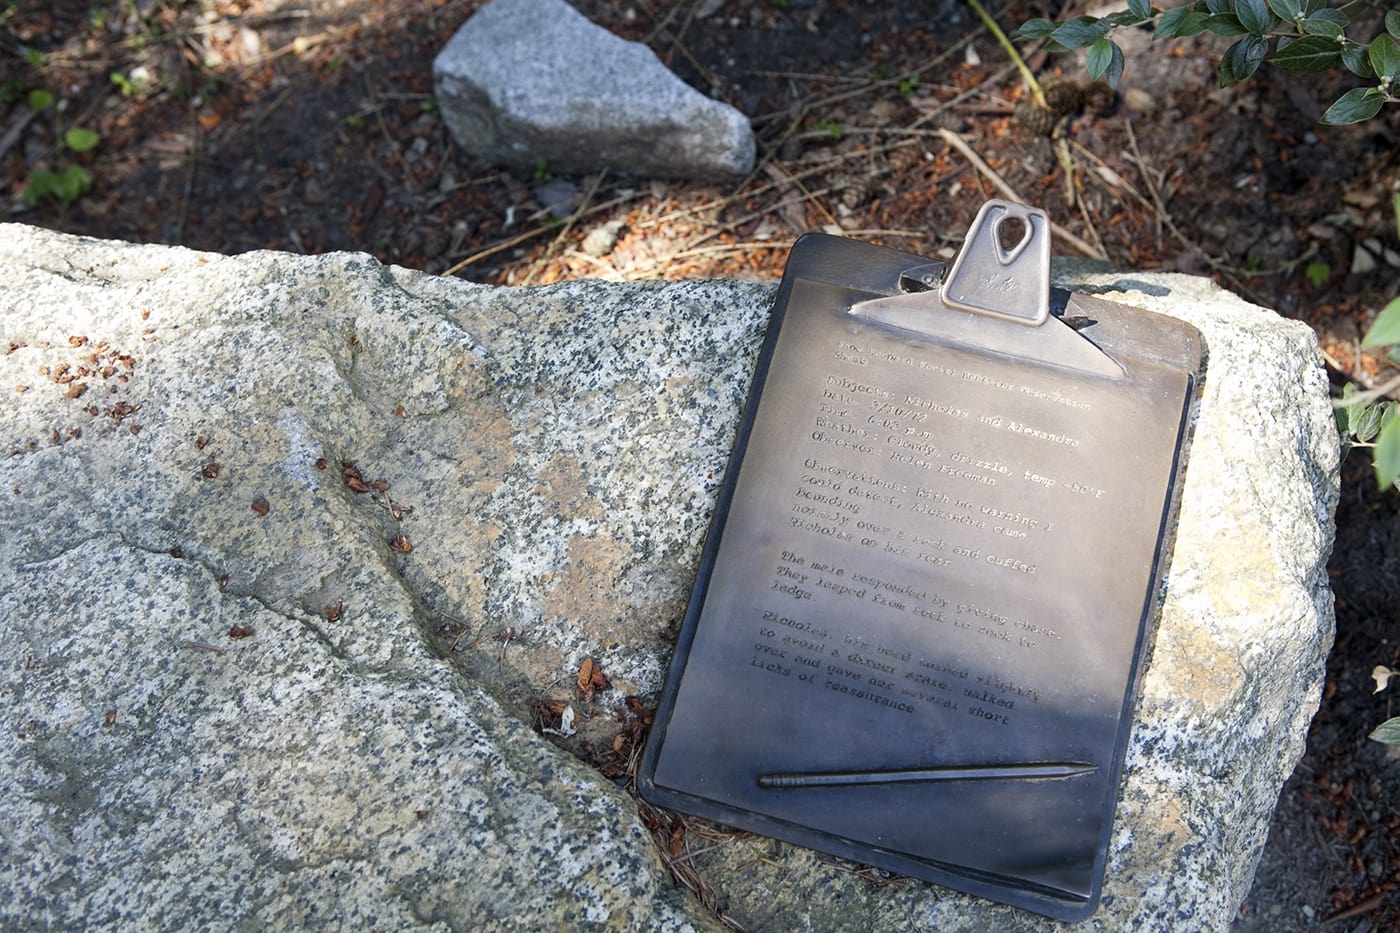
left=4, top=0, right=1400, bottom=927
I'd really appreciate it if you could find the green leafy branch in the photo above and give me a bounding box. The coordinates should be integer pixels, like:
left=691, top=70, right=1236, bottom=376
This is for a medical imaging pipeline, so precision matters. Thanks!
left=1019, top=1, right=1400, bottom=124
left=969, top=0, right=1048, bottom=105
left=1336, top=192, right=1400, bottom=491
left=1332, top=206, right=1400, bottom=749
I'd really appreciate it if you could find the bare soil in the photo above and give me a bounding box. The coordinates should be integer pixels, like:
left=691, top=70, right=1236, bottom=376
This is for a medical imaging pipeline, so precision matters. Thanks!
left=4, top=0, right=1400, bottom=928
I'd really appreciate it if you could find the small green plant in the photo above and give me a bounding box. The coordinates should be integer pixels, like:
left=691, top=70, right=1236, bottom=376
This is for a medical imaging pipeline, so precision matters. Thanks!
left=0, top=84, right=21, bottom=105
left=1336, top=193, right=1400, bottom=490
left=22, top=107, right=101, bottom=207
left=15, top=47, right=102, bottom=208
left=898, top=73, right=921, bottom=95
left=64, top=127, right=99, bottom=152
left=1337, top=380, right=1400, bottom=482
left=1332, top=195, right=1400, bottom=748
left=23, top=166, right=93, bottom=206
left=1019, top=1, right=1400, bottom=124
left=110, top=72, right=136, bottom=97
left=1304, top=260, right=1331, bottom=286
left=815, top=118, right=843, bottom=139
left=1370, top=665, right=1400, bottom=743
left=1371, top=717, right=1400, bottom=743
left=531, top=157, right=551, bottom=182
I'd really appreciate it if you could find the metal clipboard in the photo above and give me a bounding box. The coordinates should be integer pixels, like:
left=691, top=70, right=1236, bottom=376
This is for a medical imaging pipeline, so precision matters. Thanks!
left=639, top=201, right=1202, bottom=921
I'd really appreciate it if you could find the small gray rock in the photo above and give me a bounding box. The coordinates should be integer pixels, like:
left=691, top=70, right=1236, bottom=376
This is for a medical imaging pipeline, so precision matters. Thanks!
left=433, top=0, right=755, bottom=179
left=534, top=176, right=580, bottom=218
left=1354, top=239, right=1380, bottom=274
left=581, top=219, right=627, bottom=258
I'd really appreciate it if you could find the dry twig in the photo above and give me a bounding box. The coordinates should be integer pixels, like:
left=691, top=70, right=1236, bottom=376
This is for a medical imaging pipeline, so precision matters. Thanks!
left=522, top=171, right=606, bottom=285
left=440, top=189, right=645, bottom=277
left=934, top=128, right=1103, bottom=258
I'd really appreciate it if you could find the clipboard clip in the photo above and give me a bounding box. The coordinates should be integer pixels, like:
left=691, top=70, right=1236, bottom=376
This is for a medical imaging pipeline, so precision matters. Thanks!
left=942, top=200, right=1050, bottom=326
left=849, top=199, right=1124, bottom=379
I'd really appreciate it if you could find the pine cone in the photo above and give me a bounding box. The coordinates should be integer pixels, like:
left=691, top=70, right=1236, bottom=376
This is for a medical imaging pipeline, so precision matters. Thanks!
left=1083, top=80, right=1117, bottom=115
left=886, top=143, right=922, bottom=175
left=1041, top=76, right=1084, bottom=117
left=1014, top=101, right=1057, bottom=137
left=834, top=173, right=870, bottom=210
left=927, top=109, right=964, bottom=133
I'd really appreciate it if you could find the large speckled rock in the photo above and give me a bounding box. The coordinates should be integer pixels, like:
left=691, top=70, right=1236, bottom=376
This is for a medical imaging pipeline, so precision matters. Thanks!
left=432, top=0, right=755, bottom=179
left=0, top=224, right=1336, bottom=931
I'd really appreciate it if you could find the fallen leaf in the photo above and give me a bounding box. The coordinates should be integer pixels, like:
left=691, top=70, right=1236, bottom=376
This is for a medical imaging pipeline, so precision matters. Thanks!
left=106, top=401, right=139, bottom=421
left=389, top=533, right=412, bottom=553
left=1372, top=665, right=1397, bottom=694
left=201, top=462, right=220, bottom=479
left=761, top=162, right=810, bottom=235
left=250, top=496, right=270, bottom=515
left=541, top=704, right=577, bottom=737
left=228, top=623, right=252, bottom=639
left=577, top=656, right=611, bottom=701
left=342, top=463, right=372, bottom=493
left=624, top=695, right=651, bottom=718
left=323, top=602, right=343, bottom=622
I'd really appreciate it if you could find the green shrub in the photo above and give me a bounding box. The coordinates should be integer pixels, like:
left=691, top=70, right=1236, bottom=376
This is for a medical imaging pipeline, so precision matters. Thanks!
left=1019, top=1, right=1400, bottom=124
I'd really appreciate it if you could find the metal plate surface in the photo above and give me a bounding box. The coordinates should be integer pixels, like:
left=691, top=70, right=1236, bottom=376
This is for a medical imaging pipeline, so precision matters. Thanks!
left=638, top=233, right=1202, bottom=921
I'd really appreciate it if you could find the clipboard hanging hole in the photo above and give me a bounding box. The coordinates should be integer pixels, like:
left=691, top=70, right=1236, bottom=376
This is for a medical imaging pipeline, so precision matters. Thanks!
left=995, top=215, right=1030, bottom=262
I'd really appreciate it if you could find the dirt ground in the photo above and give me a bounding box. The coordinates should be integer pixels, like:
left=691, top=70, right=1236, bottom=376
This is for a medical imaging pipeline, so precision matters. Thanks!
left=4, top=0, right=1399, bottom=927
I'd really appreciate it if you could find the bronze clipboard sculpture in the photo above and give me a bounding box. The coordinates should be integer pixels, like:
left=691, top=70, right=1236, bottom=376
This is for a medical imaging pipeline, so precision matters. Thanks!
left=639, top=201, right=1202, bottom=921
